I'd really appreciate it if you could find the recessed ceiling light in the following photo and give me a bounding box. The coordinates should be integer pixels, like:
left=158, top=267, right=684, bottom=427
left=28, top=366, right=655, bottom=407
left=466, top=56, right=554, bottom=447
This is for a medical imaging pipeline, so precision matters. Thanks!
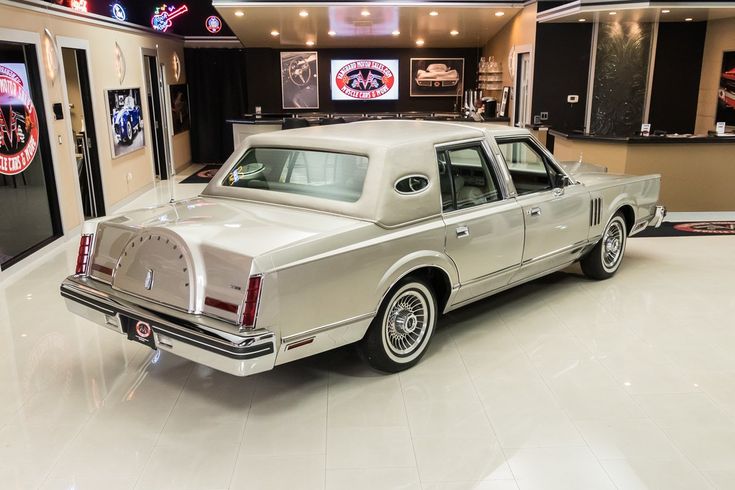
left=234, top=11, right=244, bottom=17
left=270, top=30, right=279, bottom=36
left=328, top=30, right=336, bottom=36
left=578, top=18, right=586, bottom=22
left=685, top=17, right=693, bottom=21
left=306, top=40, right=314, bottom=46
left=609, top=11, right=617, bottom=15
left=429, top=11, right=439, bottom=16
left=416, top=39, right=425, bottom=46
left=661, top=9, right=670, bottom=13
left=299, top=10, right=309, bottom=17
left=495, top=11, right=505, bottom=17
left=450, top=30, right=459, bottom=36
left=361, top=9, right=370, bottom=17
left=391, top=30, right=400, bottom=36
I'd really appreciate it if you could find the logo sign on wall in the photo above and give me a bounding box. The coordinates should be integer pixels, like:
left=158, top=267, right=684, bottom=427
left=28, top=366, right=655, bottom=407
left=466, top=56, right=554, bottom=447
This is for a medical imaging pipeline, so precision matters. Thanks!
left=0, top=65, right=39, bottom=176
left=205, top=15, right=222, bottom=34
left=331, top=59, right=399, bottom=101
left=111, top=3, right=127, bottom=21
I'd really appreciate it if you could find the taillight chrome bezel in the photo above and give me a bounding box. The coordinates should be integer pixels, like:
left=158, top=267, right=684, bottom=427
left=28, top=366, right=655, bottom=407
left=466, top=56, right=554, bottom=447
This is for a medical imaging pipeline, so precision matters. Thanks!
left=240, top=274, right=263, bottom=331
left=75, top=234, right=94, bottom=276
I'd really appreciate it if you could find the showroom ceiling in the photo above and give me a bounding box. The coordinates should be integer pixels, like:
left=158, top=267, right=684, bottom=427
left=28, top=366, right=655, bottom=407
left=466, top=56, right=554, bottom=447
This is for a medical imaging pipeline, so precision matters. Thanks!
left=212, top=2, right=524, bottom=48
left=538, top=1, right=735, bottom=23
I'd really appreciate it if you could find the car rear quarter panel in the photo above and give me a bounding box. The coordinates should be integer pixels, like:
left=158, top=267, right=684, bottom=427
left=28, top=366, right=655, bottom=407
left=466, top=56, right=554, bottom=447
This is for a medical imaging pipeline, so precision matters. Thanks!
left=255, top=218, right=457, bottom=363
left=584, top=175, right=661, bottom=238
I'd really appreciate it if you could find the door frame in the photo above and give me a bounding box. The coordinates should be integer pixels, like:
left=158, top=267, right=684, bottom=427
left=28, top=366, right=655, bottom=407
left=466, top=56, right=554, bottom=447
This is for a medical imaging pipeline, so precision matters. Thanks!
left=0, top=27, right=66, bottom=276
left=508, top=43, right=535, bottom=128
left=56, top=36, right=107, bottom=218
left=140, top=47, right=173, bottom=183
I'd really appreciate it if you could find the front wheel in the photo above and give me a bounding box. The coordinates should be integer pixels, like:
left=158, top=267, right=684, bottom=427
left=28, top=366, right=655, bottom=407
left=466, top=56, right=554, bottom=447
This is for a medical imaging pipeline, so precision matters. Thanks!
left=581, top=212, right=628, bottom=280
left=360, top=278, right=437, bottom=373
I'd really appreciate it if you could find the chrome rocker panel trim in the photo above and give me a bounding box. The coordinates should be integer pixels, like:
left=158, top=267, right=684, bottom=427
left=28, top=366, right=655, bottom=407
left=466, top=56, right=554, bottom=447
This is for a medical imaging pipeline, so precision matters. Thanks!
left=60, top=275, right=276, bottom=377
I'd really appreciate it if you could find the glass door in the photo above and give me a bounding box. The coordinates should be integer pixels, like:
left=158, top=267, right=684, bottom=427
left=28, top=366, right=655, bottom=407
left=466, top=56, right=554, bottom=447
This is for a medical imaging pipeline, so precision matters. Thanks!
left=0, top=41, right=62, bottom=270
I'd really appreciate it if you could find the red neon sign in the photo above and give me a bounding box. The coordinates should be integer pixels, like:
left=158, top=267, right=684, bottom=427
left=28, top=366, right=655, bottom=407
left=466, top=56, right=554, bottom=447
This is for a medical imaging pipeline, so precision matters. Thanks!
left=70, top=0, right=88, bottom=12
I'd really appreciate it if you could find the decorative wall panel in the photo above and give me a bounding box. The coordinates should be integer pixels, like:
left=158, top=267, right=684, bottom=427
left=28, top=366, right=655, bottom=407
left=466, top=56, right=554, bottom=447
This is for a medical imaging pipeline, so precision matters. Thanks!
left=590, top=22, right=653, bottom=136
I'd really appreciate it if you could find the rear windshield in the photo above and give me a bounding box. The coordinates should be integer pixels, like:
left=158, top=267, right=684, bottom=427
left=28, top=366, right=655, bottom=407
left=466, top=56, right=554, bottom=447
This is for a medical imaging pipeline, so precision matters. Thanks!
left=222, top=147, right=368, bottom=203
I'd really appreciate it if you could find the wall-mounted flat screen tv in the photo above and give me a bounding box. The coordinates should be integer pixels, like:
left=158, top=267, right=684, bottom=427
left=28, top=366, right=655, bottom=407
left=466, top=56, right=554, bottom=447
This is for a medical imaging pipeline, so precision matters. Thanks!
left=330, top=59, right=399, bottom=101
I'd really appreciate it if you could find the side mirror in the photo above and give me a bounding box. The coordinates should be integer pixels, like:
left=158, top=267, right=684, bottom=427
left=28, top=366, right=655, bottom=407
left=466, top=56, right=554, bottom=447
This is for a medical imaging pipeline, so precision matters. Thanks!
left=553, top=173, right=571, bottom=189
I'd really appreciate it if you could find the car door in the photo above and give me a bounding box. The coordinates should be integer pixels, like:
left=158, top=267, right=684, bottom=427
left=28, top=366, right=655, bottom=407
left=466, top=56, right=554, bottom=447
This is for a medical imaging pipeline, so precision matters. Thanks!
left=438, top=141, right=525, bottom=307
left=495, top=137, right=590, bottom=282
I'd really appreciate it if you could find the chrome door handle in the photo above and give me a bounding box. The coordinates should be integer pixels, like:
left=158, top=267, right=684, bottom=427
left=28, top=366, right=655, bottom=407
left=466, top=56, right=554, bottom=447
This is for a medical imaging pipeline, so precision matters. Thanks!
left=528, top=207, right=542, bottom=216
left=456, top=226, right=470, bottom=238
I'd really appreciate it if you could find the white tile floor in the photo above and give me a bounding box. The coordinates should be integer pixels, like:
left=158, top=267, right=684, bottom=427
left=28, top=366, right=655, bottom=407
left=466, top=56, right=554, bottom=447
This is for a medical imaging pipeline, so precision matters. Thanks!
left=1, top=167, right=734, bottom=489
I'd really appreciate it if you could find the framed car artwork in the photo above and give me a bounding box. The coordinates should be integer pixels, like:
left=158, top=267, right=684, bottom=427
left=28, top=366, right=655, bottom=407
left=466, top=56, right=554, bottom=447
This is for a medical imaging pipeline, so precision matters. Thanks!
left=410, top=58, right=464, bottom=97
left=105, top=87, right=145, bottom=158
left=280, top=51, right=319, bottom=110
left=716, top=51, right=735, bottom=127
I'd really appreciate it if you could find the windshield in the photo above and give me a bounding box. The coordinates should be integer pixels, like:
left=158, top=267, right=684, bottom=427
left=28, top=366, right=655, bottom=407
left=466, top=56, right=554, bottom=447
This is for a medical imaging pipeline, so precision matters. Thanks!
left=222, top=148, right=368, bottom=203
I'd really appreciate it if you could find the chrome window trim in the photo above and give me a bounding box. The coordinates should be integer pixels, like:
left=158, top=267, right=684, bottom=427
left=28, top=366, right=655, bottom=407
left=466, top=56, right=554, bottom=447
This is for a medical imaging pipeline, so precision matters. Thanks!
left=433, top=137, right=513, bottom=215
left=494, top=134, right=577, bottom=187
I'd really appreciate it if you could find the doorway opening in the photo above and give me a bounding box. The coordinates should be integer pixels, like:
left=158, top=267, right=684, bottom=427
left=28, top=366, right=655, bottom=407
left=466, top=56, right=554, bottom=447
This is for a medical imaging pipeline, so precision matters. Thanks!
left=143, top=54, right=169, bottom=180
left=61, top=47, right=105, bottom=219
left=514, top=52, right=532, bottom=128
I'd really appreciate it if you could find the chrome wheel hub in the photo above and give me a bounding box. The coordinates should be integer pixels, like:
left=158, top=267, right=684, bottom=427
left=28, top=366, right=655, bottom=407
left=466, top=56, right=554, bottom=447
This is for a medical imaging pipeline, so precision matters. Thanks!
left=603, top=221, right=624, bottom=268
left=386, top=291, right=427, bottom=355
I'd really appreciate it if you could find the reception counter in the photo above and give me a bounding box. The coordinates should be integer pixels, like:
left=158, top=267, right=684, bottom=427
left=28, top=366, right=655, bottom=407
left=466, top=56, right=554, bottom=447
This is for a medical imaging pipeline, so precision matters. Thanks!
left=550, top=130, right=735, bottom=212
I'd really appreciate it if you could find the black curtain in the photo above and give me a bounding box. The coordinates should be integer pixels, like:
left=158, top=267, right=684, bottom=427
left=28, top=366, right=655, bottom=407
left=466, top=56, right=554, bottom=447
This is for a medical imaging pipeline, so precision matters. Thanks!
left=185, top=48, right=248, bottom=164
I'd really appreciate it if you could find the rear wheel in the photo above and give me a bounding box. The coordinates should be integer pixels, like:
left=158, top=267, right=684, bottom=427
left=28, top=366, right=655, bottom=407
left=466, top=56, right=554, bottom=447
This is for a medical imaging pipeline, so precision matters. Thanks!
left=581, top=212, right=627, bottom=280
left=360, top=278, right=437, bottom=373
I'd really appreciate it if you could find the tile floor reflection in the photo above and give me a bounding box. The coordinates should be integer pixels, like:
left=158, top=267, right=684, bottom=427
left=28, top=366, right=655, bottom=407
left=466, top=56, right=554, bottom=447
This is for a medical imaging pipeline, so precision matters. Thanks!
left=1, top=168, right=734, bottom=489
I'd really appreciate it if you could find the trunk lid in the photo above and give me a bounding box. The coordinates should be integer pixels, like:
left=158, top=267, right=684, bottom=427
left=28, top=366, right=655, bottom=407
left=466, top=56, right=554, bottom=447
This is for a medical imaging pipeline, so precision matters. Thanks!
left=89, top=197, right=362, bottom=323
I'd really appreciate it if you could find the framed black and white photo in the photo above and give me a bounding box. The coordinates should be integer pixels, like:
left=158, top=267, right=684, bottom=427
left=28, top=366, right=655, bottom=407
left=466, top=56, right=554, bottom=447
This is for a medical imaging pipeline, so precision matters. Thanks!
left=280, top=51, right=319, bottom=109
left=716, top=51, right=735, bottom=127
left=169, top=83, right=190, bottom=134
left=410, top=58, right=464, bottom=97
left=105, top=87, right=145, bottom=159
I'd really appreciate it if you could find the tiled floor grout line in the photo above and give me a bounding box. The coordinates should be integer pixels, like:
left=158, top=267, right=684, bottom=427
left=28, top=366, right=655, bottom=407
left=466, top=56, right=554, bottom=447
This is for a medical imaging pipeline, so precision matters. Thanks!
left=34, top=344, right=153, bottom=489
left=225, top=376, right=258, bottom=490
left=395, top=369, right=424, bottom=490
left=131, top=363, right=195, bottom=490
left=501, top=303, right=622, bottom=490
left=449, top=326, right=520, bottom=490
left=323, top=370, right=331, bottom=490
left=540, top=288, right=717, bottom=488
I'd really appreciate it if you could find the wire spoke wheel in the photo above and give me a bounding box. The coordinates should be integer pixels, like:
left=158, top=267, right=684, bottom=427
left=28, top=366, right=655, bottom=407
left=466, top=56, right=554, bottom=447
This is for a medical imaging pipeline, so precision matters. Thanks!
left=385, top=290, right=428, bottom=356
left=603, top=220, right=624, bottom=269
left=362, top=278, right=438, bottom=373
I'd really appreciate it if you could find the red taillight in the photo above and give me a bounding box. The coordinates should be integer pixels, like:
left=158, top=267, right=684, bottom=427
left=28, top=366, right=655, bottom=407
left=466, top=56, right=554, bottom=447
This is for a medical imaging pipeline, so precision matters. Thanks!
left=75, top=234, right=93, bottom=275
left=241, top=275, right=262, bottom=329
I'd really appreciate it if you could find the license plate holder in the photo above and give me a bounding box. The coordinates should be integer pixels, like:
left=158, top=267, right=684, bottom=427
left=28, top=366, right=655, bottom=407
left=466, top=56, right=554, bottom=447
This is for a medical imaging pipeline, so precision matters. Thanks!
left=122, top=316, right=157, bottom=350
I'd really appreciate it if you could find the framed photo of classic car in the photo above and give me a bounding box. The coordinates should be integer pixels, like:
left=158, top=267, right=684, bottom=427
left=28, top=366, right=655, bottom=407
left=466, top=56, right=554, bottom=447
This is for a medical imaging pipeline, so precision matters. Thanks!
left=280, top=51, right=319, bottom=110
left=410, top=58, right=464, bottom=97
left=105, top=87, right=145, bottom=159
left=169, top=84, right=190, bottom=134
left=716, top=51, right=735, bottom=127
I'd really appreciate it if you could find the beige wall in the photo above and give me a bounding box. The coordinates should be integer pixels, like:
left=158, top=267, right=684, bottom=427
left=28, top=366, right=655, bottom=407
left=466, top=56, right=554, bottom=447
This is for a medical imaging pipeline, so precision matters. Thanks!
left=695, top=17, right=735, bottom=134
left=0, top=3, right=189, bottom=234
left=482, top=3, right=537, bottom=123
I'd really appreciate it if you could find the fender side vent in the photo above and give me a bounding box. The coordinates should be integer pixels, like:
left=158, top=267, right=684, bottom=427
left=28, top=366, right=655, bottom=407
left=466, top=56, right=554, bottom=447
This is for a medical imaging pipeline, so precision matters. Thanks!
left=590, top=198, right=602, bottom=226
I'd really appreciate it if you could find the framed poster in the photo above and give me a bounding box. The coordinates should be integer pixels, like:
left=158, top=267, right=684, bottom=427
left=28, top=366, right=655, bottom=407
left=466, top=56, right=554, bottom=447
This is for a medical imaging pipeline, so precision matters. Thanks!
left=716, top=51, right=735, bottom=127
left=410, top=58, right=464, bottom=97
left=280, top=51, right=319, bottom=109
left=169, top=83, right=190, bottom=134
left=498, top=86, right=510, bottom=117
left=105, top=87, right=145, bottom=158
left=331, top=59, right=399, bottom=101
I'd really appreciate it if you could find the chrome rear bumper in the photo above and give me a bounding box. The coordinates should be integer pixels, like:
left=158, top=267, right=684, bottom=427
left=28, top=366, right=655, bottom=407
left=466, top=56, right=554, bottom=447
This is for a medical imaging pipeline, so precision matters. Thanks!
left=60, top=275, right=276, bottom=376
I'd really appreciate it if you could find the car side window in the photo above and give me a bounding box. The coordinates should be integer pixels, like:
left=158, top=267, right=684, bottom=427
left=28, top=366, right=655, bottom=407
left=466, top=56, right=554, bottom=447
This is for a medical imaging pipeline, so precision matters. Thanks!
left=497, top=139, right=559, bottom=195
left=437, top=144, right=502, bottom=212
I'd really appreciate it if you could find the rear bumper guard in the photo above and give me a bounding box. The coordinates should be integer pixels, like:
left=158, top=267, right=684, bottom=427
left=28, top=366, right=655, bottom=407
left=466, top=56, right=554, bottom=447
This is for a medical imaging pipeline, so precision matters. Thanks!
left=60, top=275, right=276, bottom=376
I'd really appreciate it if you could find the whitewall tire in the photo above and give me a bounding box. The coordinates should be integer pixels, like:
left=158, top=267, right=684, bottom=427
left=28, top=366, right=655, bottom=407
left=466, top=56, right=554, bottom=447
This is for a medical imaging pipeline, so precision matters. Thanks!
left=581, top=212, right=628, bottom=280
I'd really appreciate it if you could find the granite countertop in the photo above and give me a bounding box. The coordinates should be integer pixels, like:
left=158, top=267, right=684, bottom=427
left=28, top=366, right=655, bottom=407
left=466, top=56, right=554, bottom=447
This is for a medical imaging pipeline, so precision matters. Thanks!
left=549, top=129, right=735, bottom=144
